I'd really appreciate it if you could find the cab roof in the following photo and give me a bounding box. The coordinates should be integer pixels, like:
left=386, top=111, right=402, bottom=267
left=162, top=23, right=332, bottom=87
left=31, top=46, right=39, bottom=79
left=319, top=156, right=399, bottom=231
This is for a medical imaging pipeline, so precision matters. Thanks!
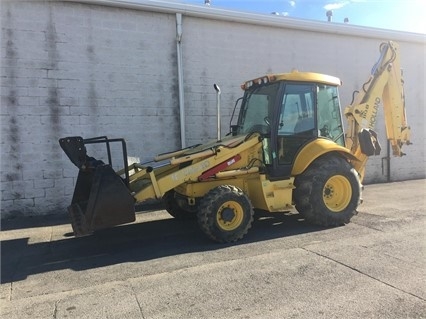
left=241, top=70, right=342, bottom=90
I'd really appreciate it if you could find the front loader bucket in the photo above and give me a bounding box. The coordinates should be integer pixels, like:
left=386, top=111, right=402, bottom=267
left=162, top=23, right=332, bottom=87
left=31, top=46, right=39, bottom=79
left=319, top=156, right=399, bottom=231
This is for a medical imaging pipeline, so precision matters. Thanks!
left=68, top=164, right=136, bottom=237
left=60, top=136, right=136, bottom=236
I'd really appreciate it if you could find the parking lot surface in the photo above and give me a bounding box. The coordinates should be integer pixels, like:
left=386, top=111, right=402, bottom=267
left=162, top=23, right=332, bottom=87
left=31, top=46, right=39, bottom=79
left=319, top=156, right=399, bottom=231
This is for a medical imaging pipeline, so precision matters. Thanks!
left=1, top=179, right=425, bottom=318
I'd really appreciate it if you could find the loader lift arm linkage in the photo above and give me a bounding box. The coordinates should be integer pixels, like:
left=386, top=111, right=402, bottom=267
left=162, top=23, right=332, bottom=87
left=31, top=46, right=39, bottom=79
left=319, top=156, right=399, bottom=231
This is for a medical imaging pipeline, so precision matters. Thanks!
left=60, top=41, right=411, bottom=242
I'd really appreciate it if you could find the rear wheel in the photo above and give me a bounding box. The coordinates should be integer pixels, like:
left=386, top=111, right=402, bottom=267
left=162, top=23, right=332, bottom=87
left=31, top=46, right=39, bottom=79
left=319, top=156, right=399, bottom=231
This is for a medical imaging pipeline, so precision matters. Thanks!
left=163, top=190, right=197, bottom=220
left=293, top=154, right=361, bottom=226
left=197, top=185, right=254, bottom=243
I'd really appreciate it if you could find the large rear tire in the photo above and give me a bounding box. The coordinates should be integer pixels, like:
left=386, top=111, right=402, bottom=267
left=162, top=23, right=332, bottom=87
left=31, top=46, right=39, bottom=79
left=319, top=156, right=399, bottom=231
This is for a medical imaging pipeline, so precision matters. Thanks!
left=293, top=154, right=361, bottom=227
left=197, top=185, right=254, bottom=243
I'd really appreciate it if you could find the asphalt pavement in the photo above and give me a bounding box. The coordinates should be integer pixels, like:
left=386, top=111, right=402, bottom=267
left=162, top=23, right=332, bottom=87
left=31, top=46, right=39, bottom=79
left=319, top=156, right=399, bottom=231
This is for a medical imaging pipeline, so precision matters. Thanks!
left=1, top=179, right=425, bottom=319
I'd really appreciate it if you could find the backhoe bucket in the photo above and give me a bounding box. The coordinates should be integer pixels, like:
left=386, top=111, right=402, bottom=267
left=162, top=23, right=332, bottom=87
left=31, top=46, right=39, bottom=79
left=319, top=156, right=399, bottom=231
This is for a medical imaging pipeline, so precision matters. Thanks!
left=60, top=136, right=136, bottom=236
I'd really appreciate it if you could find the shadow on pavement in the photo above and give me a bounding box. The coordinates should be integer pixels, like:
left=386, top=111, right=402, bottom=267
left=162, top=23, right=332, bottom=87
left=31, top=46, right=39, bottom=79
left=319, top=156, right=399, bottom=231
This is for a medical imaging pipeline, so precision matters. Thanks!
left=0, top=202, right=165, bottom=231
left=1, top=210, right=326, bottom=284
left=1, top=213, right=70, bottom=231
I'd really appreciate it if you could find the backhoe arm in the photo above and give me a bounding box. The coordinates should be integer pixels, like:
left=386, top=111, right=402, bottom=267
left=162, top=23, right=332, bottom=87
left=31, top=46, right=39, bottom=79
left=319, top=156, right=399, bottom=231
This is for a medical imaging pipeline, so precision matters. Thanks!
left=344, top=41, right=411, bottom=180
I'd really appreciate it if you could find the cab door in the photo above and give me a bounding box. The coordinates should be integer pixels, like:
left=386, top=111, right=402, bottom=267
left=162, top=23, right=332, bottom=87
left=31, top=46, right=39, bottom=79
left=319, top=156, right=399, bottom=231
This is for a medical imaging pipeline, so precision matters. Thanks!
left=268, top=83, right=317, bottom=179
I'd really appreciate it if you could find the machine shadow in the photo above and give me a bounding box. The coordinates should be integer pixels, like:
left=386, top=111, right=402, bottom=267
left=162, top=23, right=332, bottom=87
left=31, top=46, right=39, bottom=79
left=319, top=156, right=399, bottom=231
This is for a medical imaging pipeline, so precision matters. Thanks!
left=0, top=202, right=165, bottom=231
left=1, top=210, right=326, bottom=284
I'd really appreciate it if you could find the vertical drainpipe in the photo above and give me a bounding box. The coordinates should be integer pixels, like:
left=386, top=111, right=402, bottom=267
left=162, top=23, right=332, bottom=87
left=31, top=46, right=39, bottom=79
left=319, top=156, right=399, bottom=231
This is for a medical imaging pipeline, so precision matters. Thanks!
left=176, top=13, right=186, bottom=148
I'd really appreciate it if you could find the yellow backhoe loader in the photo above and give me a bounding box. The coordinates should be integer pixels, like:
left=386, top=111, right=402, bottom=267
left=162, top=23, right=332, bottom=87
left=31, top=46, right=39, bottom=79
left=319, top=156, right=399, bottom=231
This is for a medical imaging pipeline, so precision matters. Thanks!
left=59, top=41, right=410, bottom=243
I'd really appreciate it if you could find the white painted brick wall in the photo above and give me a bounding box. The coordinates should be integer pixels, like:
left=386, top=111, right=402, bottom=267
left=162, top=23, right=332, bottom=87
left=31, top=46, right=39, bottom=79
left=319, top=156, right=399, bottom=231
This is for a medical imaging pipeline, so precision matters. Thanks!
left=1, top=1, right=424, bottom=218
left=1, top=1, right=180, bottom=217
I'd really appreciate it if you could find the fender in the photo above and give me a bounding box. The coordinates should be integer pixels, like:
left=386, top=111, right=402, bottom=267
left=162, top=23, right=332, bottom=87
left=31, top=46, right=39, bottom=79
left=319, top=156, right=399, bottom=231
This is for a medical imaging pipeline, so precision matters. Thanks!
left=291, top=138, right=358, bottom=176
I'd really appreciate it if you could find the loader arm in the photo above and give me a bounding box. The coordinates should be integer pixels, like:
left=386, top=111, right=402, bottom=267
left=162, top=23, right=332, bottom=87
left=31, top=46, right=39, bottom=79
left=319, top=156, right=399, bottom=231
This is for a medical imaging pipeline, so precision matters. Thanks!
left=126, top=134, right=263, bottom=203
left=344, top=41, right=411, bottom=181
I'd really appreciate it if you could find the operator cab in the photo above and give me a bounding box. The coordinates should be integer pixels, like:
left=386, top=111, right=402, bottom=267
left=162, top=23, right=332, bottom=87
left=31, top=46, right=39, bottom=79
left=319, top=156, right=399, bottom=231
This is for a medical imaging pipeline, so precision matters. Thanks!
left=233, top=71, right=345, bottom=179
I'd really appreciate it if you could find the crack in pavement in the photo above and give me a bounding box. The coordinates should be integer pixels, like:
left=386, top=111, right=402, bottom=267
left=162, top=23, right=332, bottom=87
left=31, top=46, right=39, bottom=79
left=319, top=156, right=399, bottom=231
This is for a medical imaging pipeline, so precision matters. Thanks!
left=52, top=300, right=59, bottom=319
left=302, top=247, right=425, bottom=302
left=352, top=220, right=384, bottom=232
left=130, top=282, right=146, bottom=319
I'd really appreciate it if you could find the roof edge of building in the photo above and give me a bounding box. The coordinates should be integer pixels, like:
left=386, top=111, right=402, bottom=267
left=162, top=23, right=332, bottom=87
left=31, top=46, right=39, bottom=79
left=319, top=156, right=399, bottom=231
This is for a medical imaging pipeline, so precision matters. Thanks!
left=65, top=0, right=426, bottom=44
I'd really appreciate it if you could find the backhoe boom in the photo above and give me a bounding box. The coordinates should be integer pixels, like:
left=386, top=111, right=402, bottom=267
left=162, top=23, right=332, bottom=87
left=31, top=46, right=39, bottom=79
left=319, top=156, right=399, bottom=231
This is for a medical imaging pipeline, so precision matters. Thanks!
left=344, top=41, right=411, bottom=180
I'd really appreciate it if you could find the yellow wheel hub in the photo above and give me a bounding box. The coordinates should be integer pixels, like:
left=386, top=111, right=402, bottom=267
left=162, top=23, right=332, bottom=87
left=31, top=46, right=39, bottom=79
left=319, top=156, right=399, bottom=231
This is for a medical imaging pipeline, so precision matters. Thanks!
left=323, top=175, right=352, bottom=212
left=216, top=201, right=244, bottom=231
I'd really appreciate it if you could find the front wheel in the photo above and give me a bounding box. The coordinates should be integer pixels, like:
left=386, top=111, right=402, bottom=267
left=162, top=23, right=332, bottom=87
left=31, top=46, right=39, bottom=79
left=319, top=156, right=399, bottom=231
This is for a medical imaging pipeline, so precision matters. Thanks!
left=293, top=155, right=361, bottom=227
left=163, top=190, right=197, bottom=220
left=197, top=185, right=254, bottom=243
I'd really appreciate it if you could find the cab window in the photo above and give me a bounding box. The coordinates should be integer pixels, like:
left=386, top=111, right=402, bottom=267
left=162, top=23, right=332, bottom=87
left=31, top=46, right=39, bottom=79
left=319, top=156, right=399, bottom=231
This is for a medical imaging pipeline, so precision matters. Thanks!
left=278, top=84, right=315, bottom=136
left=238, top=82, right=280, bottom=135
left=317, top=85, right=345, bottom=146
left=277, top=84, right=316, bottom=165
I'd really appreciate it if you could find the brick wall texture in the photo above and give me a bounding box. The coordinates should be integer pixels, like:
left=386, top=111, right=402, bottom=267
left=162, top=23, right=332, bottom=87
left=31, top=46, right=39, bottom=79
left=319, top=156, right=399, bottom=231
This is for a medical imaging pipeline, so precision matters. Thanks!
left=1, top=1, right=425, bottom=217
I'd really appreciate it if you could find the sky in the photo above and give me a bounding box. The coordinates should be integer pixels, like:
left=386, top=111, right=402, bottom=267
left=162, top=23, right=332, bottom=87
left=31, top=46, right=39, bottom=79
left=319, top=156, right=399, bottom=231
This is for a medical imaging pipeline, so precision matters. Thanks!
left=170, top=0, right=426, bottom=34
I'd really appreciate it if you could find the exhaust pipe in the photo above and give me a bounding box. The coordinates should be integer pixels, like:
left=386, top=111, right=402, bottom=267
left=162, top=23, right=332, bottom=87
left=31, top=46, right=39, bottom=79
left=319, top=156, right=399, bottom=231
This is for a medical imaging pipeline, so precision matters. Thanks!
left=214, top=83, right=221, bottom=141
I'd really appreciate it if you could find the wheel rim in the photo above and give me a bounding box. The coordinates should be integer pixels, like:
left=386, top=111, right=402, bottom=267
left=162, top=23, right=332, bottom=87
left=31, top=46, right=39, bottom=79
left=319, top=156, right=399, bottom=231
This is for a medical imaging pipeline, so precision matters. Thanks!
left=323, top=175, right=352, bottom=212
left=216, top=200, right=244, bottom=231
